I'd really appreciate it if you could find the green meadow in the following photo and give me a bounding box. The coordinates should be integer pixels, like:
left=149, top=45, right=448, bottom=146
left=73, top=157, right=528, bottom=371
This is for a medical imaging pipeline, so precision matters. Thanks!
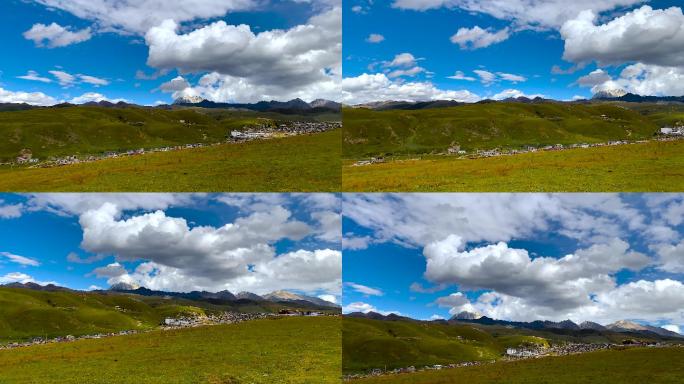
left=351, top=347, right=684, bottom=384
left=0, top=129, right=341, bottom=192
left=343, top=139, right=684, bottom=192
left=0, top=316, right=341, bottom=384
left=0, top=287, right=333, bottom=343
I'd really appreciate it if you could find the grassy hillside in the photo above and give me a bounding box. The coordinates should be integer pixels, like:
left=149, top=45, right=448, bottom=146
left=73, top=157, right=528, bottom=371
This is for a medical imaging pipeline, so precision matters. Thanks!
left=343, top=318, right=566, bottom=373
left=0, top=106, right=338, bottom=161
left=0, top=287, right=334, bottom=343
left=343, top=318, right=501, bottom=373
left=0, top=129, right=341, bottom=192
left=351, top=347, right=684, bottom=384
left=343, top=103, right=659, bottom=159
left=342, top=139, right=684, bottom=192
left=0, top=288, right=195, bottom=342
left=343, top=317, right=678, bottom=374
left=0, top=316, right=341, bottom=384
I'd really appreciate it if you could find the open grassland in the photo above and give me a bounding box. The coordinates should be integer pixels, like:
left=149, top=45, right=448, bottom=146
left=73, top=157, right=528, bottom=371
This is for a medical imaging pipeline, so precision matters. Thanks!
left=0, top=287, right=333, bottom=343
left=0, top=316, right=341, bottom=384
left=0, top=130, right=341, bottom=192
left=351, top=347, right=684, bottom=384
left=342, top=139, right=684, bottom=192
left=343, top=318, right=551, bottom=374
left=343, top=103, right=658, bottom=159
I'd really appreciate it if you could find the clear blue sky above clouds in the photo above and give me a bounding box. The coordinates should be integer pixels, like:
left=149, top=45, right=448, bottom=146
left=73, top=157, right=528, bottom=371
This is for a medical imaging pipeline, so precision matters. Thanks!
left=343, top=0, right=684, bottom=103
left=0, top=193, right=341, bottom=302
left=0, top=0, right=341, bottom=105
left=342, top=193, right=684, bottom=333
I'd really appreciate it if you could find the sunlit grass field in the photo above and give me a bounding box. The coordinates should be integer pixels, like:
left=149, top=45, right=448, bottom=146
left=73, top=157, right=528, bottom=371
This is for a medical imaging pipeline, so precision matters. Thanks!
left=0, top=130, right=341, bottom=192
left=342, top=139, right=684, bottom=192
left=0, top=316, right=341, bottom=384
left=351, top=347, right=684, bottom=384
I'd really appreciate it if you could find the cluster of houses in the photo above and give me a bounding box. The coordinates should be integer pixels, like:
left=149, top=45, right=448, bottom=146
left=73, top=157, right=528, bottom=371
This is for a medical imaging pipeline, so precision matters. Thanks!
left=660, top=127, right=684, bottom=135
left=0, top=330, right=139, bottom=351
left=277, top=309, right=326, bottom=316
left=351, top=157, right=386, bottom=167
left=229, top=121, right=341, bottom=141
left=161, top=311, right=276, bottom=329
left=160, top=310, right=327, bottom=330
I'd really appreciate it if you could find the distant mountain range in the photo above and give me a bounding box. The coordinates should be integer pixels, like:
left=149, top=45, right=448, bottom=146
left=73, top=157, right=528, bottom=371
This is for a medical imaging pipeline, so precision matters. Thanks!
left=346, top=311, right=682, bottom=339
left=0, top=98, right=341, bottom=114
left=346, top=92, right=684, bottom=111
left=449, top=311, right=682, bottom=338
left=3, top=282, right=339, bottom=309
left=591, top=91, right=684, bottom=103
left=173, top=97, right=341, bottom=113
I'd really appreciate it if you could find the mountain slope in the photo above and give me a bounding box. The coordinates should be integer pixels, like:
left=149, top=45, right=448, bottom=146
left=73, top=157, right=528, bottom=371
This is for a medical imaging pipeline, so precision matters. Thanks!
left=343, top=316, right=682, bottom=374
left=343, top=316, right=546, bottom=373
left=0, top=284, right=340, bottom=342
left=607, top=320, right=682, bottom=338
left=343, top=102, right=659, bottom=158
left=0, top=105, right=338, bottom=162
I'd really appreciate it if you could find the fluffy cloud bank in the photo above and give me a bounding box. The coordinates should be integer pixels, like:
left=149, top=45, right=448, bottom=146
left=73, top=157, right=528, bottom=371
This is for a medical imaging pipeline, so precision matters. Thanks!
left=391, top=0, right=645, bottom=29
left=343, top=194, right=645, bottom=248
left=440, top=279, right=684, bottom=326
left=27, top=194, right=344, bottom=295
left=0, top=87, right=57, bottom=106
left=425, top=236, right=649, bottom=311
left=33, top=0, right=257, bottom=35
left=561, top=6, right=684, bottom=68
left=69, top=93, right=127, bottom=104
left=342, top=301, right=400, bottom=315
left=579, top=64, right=684, bottom=96
left=151, top=7, right=341, bottom=103
left=345, top=194, right=684, bottom=326
left=340, top=73, right=480, bottom=104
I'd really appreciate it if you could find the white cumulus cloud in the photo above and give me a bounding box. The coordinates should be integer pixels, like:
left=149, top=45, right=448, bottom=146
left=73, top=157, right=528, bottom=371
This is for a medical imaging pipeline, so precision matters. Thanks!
left=23, top=22, right=92, bottom=48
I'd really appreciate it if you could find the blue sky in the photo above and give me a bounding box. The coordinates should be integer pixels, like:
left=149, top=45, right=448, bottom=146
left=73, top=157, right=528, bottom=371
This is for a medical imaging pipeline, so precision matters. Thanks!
left=342, top=0, right=684, bottom=103
left=0, top=193, right=341, bottom=301
left=0, top=0, right=341, bottom=105
left=342, top=193, right=684, bottom=332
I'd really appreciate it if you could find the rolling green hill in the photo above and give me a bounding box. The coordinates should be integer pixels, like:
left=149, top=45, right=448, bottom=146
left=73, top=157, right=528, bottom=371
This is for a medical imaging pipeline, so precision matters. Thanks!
left=0, top=287, right=333, bottom=343
left=343, top=317, right=678, bottom=374
left=0, top=316, right=341, bottom=384
left=343, top=317, right=501, bottom=373
left=0, top=105, right=339, bottom=162
left=343, top=102, right=660, bottom=159
left=351, top=346, right=684, bottom=384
